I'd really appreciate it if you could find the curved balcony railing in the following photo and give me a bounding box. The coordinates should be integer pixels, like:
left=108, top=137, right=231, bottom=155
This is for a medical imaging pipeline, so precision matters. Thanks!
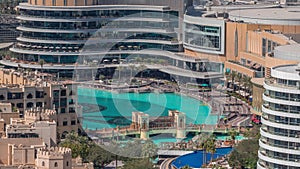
left=259, top=148, right=300, bottom=163
left=264, top=92, right=300, bottom=102
left=260, top=137, right=300, bottom=151
left=261, top=125, right=300, bottom=139
left=263, top=104, right=300, bottom=115
left=262, top=115, right=300, bottom=126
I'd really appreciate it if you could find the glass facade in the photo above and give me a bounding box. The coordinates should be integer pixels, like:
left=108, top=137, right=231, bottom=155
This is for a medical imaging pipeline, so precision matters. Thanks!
left=13, top=4, right=181, bottom=64
left=184, top=23, right=221, bottom=51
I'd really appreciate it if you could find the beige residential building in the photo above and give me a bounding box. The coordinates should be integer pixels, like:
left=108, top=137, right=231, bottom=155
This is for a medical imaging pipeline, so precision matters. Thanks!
left=0, top=68, right=83, bottom=139
left=0, top=138, right=93, bottom=169
left=0, top=138, right=45, bottom=166
left=6, top=108, right=57, bottom=147
left=0, top=103, right=19, bottom=137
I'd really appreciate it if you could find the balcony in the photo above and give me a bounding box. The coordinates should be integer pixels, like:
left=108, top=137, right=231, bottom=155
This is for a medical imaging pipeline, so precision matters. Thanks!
left=262, top=104, right=300, bottom=115
left=264, top=78, right=300, bottom=92
left=225, top=61, right=263, bottom=78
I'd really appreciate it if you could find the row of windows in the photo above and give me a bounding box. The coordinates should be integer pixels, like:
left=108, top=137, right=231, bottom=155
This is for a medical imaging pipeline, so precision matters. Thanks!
left=21, top=31, right=176, bottom=41
left=185, top=23, right=220, bottom=34
left=20, top=8, right=178, bottom=19
left=265, top=89, right=300, bottom=101
left=263, top=125, right=300, bottom=138
left=21, top=20, right=174, bottom=30
left=259, top=160, right=300, bottom=169
left=263, top=113, right=300, bottom=126
left=260, top=148, right=300, bottom=163
left=185, top=32, right=220, bottom=50
left=264, top=102, right=300, bottom=114
left=59, top=120, right=77, bottom=126
left=262, top=38, right=279, bottom=57
left=0, top=92, right=45, bottom=100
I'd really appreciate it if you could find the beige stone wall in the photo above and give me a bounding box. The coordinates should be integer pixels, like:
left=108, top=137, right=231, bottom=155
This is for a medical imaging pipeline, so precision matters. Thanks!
left=0, top=138, right=44, bottom=165
left=184, top=49, right=226, bottom=63
left=252, top=83, right=264, bottom=113
left=12, top=146, right=35, bottom=165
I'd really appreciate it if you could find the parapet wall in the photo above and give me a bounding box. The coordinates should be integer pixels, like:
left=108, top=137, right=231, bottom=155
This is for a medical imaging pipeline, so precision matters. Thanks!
left=37, top=147, right=72, bottom=159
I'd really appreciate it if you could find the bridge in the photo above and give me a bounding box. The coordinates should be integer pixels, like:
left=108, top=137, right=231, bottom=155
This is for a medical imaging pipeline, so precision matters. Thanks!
left=86, top=110, right=232, bottom=140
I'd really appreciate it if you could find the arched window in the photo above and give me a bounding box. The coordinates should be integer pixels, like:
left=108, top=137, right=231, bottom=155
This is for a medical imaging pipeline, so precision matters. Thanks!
left=54, top=162, right=58, bottom=167
left=66, top=161, right=69, bottom=166
left=0, top=95, right=5, bottom=100
left=27, top=93, right=33, bottom=99
left=26, top=102, right=34, bottom=108
left=42, top=161, right=45, bottom=166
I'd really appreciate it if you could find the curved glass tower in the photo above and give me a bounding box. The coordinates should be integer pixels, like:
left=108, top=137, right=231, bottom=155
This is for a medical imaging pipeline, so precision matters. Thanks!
left=258, top=64, right=300, bottom=169
left=12, top=0, right=185, bottom=65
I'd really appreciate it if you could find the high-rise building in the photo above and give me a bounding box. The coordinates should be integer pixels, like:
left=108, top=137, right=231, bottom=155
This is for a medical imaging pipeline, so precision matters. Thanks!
left=258, top=45, right=300, bottom=169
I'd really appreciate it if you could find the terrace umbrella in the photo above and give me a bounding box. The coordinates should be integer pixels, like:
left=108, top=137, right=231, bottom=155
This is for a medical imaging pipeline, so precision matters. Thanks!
left=49, top=46, right=54, bottom=49
left=68, top=47, right=73, bottom=50
left=55, top=47, right=60, bottom=50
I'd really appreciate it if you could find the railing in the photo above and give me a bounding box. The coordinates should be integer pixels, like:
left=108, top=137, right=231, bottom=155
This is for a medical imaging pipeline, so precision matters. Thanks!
left=263, top=104, right=300, bottom=114
left=264, top=92, right=300, bottom=102
left=264, top=78, right=299, bottom=90
left=261, top=126, right=299, bottom=138
left=260, top=138, right=300, bottom=151
left=260, top=150, right=300, bottom=163
left=262, top=116, right=300, bottom=126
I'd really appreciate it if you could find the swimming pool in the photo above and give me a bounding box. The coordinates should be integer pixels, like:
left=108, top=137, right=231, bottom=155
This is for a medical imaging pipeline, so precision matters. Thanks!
left=78, top=87, right=219, bottom=130
left=171, top=147, right=233, bottom=168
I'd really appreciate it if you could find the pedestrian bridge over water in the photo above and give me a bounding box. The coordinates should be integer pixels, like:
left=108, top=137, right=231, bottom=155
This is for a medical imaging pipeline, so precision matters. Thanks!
left=86, top=110, right=232, bottom=140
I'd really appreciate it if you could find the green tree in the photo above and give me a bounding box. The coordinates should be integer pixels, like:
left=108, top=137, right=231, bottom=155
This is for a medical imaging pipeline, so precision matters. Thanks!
left=228, top=124, right=260, bottom=168
left=141, top=140, right=158, bottom=161
left=122, top=158, right=154, bottom=169
left=59, top=132, right=90, bottom=161
left=228, top=139, right=259, bottom=169
left=86, top=144, right=114, bottom=169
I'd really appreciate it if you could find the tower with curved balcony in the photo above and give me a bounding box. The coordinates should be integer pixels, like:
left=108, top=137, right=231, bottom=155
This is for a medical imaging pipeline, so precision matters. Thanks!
left=258, top=63, right=300, bottom=169
left=7, top=0, right=192, bottom=76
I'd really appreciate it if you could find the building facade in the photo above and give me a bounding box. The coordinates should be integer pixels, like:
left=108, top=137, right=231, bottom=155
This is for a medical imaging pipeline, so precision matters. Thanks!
left=258, top=63, right=300, bottom=168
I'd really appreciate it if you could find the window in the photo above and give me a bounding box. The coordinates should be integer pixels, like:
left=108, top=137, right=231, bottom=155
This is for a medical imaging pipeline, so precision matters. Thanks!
left=54, top=162, right=58, bottom=167
left=71, top=120, right=76, bottom=125
left=42, top=161, right=45, bottom=166
left=60, top=90, right=66, bottom=96
left=67, top=161, right=69, bottom=166
left=262, top=38, right=267, bottom=57
left=64, top=0, right=67, bottom=6
left=63, top=121, right=68, bottom=126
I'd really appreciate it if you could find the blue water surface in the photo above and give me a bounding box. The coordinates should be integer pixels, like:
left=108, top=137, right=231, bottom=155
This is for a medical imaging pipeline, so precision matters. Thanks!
left=78, top=87, right=220, bottom=130
left=172, top=147, right=233, bottom=168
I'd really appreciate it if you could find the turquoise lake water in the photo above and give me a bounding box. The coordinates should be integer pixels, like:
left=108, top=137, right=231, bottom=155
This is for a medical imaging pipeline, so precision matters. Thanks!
left=78, top=87, right=220, bottom=130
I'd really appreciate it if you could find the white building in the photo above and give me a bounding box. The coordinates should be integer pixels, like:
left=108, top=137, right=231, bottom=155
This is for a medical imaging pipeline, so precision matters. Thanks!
left=258, top=63, right=300, bottom=169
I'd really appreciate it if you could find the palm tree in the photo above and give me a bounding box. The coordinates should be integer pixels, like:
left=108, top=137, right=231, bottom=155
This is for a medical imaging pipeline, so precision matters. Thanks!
left=229, top=129, right=238, bottom=145
left=229, top=71, right=237, bottom=91
left=196, top=133, right=210, bottom=165
left=129, top=64, right=136, bottom=79
left=236, top=73, right=242, bottom=96
left=116, top=66, right=124, bottom=82
left=181, top=165, right=192, bottom=169
left=206, top=135, right=216, bottom=163
left=39, top=59, right=45, bottom=80
left=138, top=64, right=147, bottom=78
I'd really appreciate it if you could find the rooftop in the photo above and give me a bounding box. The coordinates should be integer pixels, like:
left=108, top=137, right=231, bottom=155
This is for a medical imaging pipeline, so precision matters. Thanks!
left=273, top=64, right=299, bottom=74
left=274, top=44, right=300, bottom=61
left=229, top=7, right=300, bottom=25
